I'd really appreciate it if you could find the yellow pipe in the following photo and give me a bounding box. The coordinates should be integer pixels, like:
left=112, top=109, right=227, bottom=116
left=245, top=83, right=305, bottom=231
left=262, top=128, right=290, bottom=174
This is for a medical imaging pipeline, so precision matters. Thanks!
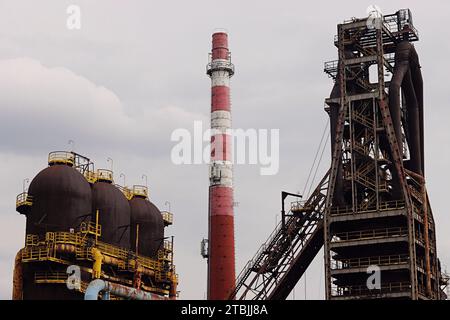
left=95, top=210, right=99, bottom=245
left=12, top=249, right=23, bottom=300
left=92, top=248, right=103, bottom=279
left=53, top=244, right=155, bottom=277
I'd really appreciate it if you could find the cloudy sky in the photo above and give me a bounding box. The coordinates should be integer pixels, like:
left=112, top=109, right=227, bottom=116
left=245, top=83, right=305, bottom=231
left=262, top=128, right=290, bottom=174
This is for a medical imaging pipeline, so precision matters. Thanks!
left=0, top=0, right=449, bottom=299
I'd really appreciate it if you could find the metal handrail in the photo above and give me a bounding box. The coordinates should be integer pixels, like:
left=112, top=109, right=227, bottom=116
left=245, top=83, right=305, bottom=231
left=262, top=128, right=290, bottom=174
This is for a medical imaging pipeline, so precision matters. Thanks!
left=48, top=151, right=75, bottom=165
left=330, top=200, right=405, bottom=215
left=132, top=185, right=148, bottom=198
left=84, top=170, right=97, bottom=183
left=333, top=227, right=407, bottom=242
left=206, top=56, right=235, bottom=76
left=161, top=211, right=173, bottom=225
left=35, top=271, right=68, bottom=283
left=332, top=281, right=411, bottom=297
left=332, top=254, right=409, bottom=270
left=96, top=169, right=113, bottom=182
left=16, top=192, right=33, bottom=208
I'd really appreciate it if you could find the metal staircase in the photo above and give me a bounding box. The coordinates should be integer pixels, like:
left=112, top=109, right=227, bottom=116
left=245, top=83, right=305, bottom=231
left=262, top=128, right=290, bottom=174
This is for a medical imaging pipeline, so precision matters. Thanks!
left=230, top=171, right=329, bottom=300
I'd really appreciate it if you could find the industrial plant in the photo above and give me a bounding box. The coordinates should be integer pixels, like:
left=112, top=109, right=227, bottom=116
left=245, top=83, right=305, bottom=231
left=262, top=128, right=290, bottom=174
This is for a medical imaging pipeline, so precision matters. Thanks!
left=229, top=8, right=448, bottom=300
left=10, top=8, right=449, bottom=301
left=13, top=151, right=177, bottom=300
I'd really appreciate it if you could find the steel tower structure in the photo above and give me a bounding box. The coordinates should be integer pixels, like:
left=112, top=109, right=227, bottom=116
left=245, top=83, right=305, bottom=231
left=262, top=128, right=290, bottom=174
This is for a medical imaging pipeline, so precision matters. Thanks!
left=206, top=31, right=236, bottom=300
left=231, top=9, right=448, bottom=300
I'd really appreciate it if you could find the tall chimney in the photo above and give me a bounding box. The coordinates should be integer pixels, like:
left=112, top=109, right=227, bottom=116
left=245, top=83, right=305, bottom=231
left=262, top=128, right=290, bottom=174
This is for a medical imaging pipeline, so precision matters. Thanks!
left=206, top=31, right=235, bottom=300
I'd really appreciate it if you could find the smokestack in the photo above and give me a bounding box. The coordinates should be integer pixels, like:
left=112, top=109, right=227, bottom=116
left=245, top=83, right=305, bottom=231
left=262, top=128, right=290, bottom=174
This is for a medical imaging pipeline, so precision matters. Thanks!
left=206, top=31, right=235, bottom=300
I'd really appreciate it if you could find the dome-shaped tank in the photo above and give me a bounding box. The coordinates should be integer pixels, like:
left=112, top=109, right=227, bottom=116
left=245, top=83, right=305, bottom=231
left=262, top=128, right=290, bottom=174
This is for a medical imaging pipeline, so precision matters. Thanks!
left=92, top=170, right=130, bottom=248
left=130, top=194, right=164, bottom=258
left=27, top=163, right=92, bottom=236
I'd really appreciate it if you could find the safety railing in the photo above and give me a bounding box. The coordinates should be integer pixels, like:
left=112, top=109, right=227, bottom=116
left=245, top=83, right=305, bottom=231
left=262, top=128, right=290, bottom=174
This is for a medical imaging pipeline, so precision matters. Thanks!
left=16, top=192, right=33, bottom=209
left=48, top=151, right=75, bottom=166
left=115, top=184, right=133, bottom=200
left=332, top=281, right=411, bottom=297
left=34, top=271, right=68, bottom=284
left=138, top=255, right=162, bottom=272
left=25, top=234, right=39, bottom=246
left=158, top=249, right=173, bottom=263
left=156, top=269, right=177, bottom=284
left=290, top=201, right=313, bottom=213
left=332, top=254, right=409, bottom=270
left=206, top=52, right=235, bottom=76
left=233, top=219, right=283, bottom=291
left=22, top=224, right=173, bottom=287
left=333, top=227, right=407, bottom=242
left=360, top=193, right=377, bottom=211
left=76, top=246, right=92, bottom=260
left=383, top=9, right=419, bottom=39
left=80, top=221, right=101, bottom=238
left=22, top=247, right=53, bottom=262
left=96, top=169, right=113, bottom=182
left=53, top=232, right=83, bottom=246
left=96, top=241, right=129, bottom=261
left=324, top=60, right=339, bottom=79
left=132, top=185, right=148, bottom=198
left=84, top=170, right=97, bottom=184
left=161, top=211, right=173, bottom=226
left=330, top=200, right=405, bottom=215
left=163, top=240, right=173, bottom=252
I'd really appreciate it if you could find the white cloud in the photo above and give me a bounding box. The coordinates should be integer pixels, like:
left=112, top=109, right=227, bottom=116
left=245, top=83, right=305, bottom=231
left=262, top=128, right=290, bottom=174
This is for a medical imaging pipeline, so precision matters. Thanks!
left=0, top=0, right=449, bottom=300
left=0, top=57, right=207, bottom=157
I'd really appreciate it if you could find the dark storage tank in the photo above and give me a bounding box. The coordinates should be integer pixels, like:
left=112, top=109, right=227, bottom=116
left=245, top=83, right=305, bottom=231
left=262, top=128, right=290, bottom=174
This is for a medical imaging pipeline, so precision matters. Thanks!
left=92, top=169, right=130, bottom=248
left=26, top=156, right=92, bottom=236
left=130, top=187, right=164, bottom=258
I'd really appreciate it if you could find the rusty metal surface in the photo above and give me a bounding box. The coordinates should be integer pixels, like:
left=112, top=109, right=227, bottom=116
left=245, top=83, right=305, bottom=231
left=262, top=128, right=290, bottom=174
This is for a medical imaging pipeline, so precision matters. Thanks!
left=27, top=163, right=92, bottom=236
left=92, top=181, right=130, bottom=248
left=230, top=171, right=329, bottom=300
left=130, top=197, right=164, bottom=258
left=232, top=8, right=445, bottom=301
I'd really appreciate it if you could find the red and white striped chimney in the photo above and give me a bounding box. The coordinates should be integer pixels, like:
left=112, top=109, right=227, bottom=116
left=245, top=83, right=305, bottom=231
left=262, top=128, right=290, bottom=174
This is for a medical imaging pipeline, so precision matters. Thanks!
left=206, top=31, right=235, bottom=300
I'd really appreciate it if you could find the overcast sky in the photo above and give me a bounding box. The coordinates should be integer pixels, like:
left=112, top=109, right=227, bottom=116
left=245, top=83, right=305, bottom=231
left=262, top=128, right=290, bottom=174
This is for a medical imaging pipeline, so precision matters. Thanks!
left=0, top=0, right=449, bottom=299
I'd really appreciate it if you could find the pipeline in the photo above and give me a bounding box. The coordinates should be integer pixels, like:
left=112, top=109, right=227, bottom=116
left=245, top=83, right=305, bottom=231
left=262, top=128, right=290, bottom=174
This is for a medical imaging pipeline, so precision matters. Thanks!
left=12, top=249, right=23, bottom=300
left=84, top=279, right=171, bottom=300
left=54, top=244, right=155, bottom=277
left=388, top=35, right=424, bottom=177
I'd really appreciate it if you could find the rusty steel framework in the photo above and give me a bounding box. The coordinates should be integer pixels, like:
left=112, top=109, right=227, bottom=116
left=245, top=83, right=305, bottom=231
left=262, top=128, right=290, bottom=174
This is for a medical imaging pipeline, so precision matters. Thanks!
left=231, top=9, right=447, bottom=300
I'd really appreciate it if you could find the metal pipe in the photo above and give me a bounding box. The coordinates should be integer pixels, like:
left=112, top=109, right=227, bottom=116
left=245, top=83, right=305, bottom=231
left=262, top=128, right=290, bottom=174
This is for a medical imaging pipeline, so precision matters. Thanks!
left=84, top=279, right=170, bottom=300
left=388, top=39, right=426, bottom=199
left=92, top=248, right=103, bottom=279
left=54, top=244, right=154, bottom=276
left=402, top=70, right=422, bottom=175
left=409, top=46, right=424, bottom=174
left=85, top=279, right=107, bottom=300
